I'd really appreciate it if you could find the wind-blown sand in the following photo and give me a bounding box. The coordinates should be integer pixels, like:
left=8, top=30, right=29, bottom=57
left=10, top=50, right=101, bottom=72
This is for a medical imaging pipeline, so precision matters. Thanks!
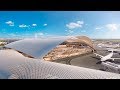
left=1, top=38, right=120, bottom=79
left=0, top=49, right=34, bottom=78
left=1, top=49, right=120, bottom=79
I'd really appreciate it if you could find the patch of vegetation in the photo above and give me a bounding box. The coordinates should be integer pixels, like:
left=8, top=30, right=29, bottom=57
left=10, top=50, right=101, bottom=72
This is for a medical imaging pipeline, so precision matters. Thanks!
left=0, top=44, right=5, bottom=46
left=0, top=40, right=6, bottom=42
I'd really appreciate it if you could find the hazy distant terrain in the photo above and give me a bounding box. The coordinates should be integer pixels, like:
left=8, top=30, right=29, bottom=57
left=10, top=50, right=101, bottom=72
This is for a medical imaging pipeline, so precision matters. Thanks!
left=0, top=39, right=20, bottom=49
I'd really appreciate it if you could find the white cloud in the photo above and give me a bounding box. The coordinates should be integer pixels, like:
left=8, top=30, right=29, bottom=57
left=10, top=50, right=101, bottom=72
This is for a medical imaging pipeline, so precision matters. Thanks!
left=66, top=21, right=84, bottom=29
left=95, top=24, right=120, bottom=31
left=68, top=30, right=74, bottom=33
left=106, top=24, right=120, bottom=31
left=66, top=23, right=81, bottom=29
left=5, top=21, right=14, bottom=26
left=32, top=24, right=37, bottom=26
left=95, top=27, right=103, bottom=30
left=81, top=30, right=86, bottom=32
left=77, top=21, right=84, bottom=24
left=34, top=33, right=44, bottom=38
left=43, top=24, right=47, bottom=26
left=19, top=24, right=29, bottom=28
left=37, top=33, right=44, bottom=36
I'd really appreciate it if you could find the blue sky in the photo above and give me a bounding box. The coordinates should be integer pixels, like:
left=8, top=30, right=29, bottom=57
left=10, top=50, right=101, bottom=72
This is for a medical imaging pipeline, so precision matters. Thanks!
left=0, top=11, right=120, bottom=39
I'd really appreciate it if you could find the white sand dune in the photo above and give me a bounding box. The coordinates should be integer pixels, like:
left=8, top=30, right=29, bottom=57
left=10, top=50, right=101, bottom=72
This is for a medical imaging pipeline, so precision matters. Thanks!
left=5, top=38, right=68, bottom=59
left=0, top=49, right=34, bottom=78
left=0, top=49, right=32, bottom=69
left=1, top=49, right=120, bottom=79
left=0, top=38, right=120, bottom=79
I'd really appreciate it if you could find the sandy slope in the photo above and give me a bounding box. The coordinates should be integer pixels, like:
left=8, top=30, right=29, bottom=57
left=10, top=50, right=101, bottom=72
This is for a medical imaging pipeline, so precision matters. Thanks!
left=0, top=49, right=33, bottom=78
left=1, top=49, right=120, bottom=79
left=5, top=38, right=68, bottom=59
